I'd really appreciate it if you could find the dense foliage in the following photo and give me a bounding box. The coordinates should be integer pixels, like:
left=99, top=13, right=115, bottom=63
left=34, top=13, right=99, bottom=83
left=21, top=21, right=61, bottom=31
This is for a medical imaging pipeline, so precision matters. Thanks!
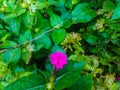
left=0, top=0, right=120, bottom=90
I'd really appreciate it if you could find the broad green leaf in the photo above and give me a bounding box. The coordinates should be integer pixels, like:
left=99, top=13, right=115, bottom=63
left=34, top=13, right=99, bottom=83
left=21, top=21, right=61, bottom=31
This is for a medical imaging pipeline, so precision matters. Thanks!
left=35, top=12, right=50, bottom=30
left=55, top=61, right=85, bottom=90
left=1, top=41, right=21, bottom=64
left=65, top=0, right=73, bottom=9
left=18, top=30, right=32, bottom=44
left=82, top=34, right=98, bottom=44
left=4, top=2, right=16, bottom=12
left=51, top=29, right=67, bottom=45
left=50, top=14, right=63, bottom=27
left=111, top=5, right=120, bottom=20
left=6, top=17, right=21, bottom=35
left=22, top=11, right=34, bottom=29
left=61, top=11, right=72, bottom=28
left=34, top=31, right=52, bottom=50
left=0, top=81, right=8, bottom=90
left=68, top=74, right=93, bottom=90
left=5, top=74, right=46, bottom=90
left=6, top=7, right=26, bottom=18
left=110, top=83, right=119, bottom=90
left=1, top=40, right=16, bottom=48
left=72, top=3, right=97, bottom=23
left=103, top=0, right=115, bottom=11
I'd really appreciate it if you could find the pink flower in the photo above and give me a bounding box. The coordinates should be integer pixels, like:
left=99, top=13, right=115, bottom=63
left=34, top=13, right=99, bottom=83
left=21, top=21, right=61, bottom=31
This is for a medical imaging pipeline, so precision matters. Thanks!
left=50, top=52, right=68, bottom=69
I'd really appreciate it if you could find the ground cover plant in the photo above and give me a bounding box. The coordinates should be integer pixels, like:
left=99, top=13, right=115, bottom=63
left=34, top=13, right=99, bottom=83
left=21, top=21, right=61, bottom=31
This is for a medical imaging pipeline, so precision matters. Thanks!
left=0, top=0, right=120, bottom=90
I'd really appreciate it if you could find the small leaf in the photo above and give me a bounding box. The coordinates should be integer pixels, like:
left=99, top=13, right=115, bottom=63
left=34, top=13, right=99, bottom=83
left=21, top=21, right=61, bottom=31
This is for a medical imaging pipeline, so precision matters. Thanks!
left=4, top=2, right=16, bottom=12
left=21, top=48, right=31, bottom=64
left=18, top=30, right=32, bottom=44
left=72, top=3, right=97, bottom=23
left=35, top=12, right=51, bottom=30
left=6, top=7, right=26, bottom=18
left=50, top=14, right=63, bottom=27
left=22, top=11, right=34, bottom=29
left=6, top=17, right=21, bottom=35
left=111, top=5, right=120, bottom=20
left=34, top=31, right=52, bottom=50
left=1, top=40, right=21, bottom=64
left=82, top=34, right=98, bottom=44
left=51, top=29, right=67, bottom=45
left=61, top=11, right=72, bottom=28
left=103, top=0, right=115, bottom=11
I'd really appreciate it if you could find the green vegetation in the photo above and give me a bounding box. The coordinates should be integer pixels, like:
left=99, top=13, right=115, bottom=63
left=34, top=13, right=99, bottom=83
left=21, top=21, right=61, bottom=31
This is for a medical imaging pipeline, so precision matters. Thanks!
left=0, top=0, right=120, bottom=90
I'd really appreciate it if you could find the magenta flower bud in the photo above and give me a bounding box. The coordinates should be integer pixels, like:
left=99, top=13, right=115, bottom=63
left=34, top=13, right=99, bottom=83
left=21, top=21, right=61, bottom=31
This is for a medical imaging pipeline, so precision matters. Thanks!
left=50, top=51, right=68, bottom=70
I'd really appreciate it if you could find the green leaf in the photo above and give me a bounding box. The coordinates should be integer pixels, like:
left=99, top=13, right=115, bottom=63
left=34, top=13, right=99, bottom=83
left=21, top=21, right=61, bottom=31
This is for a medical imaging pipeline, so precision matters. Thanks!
left=22, top=11, right=34, bottom=29
left=110, top=83, right=119, bottom=90
left=103, top=0, right=115, bottom=11
left=109, top=23, right=120, bottom=32
left=1, top=40, right=16, bottom=48
left=51, top=29, right=67, bottom=45
left=65, top=0, right=73, bottom=9
left=61, top=11, right=72, bottom=28
left=4, top=2, right=16, bottom=12
left=0, top=24, right=3, bottom=29
left=55, top=61, right=85, bottom=90
left=82, top=34, right=98, bottom=44
left=116, top=0, right=120, bottom=5
left=72, top=3, right=97, bottom=23
left=52, top=45, right=64, bottom=53
left=111, top=5, right=120, bottom=20
left=6, top=7, right=26, bottom=18
left=68, top=74, right=93, bottom=90
left=1, top=41, right=21, bottom=64
left=21, top=48, right=31, bottom=64
left=6, top=17, right=21, bottom=35
left=34, top=31, right=52, bottom=50
left=35, top=2, right=48, bottom=10
left=0, top=30, right=9, bottom=41
left=18, top=30, right=32, bottom=44
left=111, top=48, right=120, bottom=55
left=50, top=14, right=63, bottom=27
left=35, top=12, right=50, bottom=30
left=5, top=74, right=46, bottom=90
